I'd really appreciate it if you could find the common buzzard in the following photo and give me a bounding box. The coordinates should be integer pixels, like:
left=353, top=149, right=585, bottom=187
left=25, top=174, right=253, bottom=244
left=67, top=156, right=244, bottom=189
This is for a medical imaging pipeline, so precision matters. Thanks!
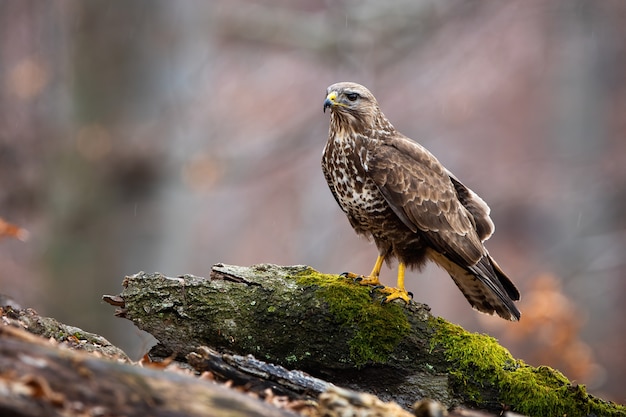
left=322, top=82, right=520, bottom=321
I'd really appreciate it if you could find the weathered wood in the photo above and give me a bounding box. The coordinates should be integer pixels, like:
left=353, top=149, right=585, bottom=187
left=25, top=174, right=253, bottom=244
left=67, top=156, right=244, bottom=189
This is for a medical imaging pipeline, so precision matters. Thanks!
left=0, top=297, right=489, bottom=417
left=103, top=264, right=626, bottom=417
left=106, top=264, right=445, bottom=410
left=187, top=346, right=332, bottom=399
left=0, top=302, right=129, bottom=362
left=0, top=325, right=297, bottom=417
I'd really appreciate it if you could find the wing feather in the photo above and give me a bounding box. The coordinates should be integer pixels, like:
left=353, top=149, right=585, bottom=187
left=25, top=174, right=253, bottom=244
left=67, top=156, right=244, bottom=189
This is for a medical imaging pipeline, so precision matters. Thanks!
left=447, top=172, right=494, bottom=241
left=360, top=134, right=485, bottom=267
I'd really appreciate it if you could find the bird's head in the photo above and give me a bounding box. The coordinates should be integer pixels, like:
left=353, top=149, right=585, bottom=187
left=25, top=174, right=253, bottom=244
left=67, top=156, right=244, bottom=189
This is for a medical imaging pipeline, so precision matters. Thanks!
left=323, top=82, right=385, bottom=133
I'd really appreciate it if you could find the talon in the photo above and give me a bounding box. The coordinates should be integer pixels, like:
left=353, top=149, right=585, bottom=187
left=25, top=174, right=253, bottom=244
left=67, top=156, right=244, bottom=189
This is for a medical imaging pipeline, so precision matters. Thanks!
left=376, top=262, right=412, bottom=304
left=358, top=276, right=382, bottom=286
left=340, top=271, right=360, bottom=279
left=372, top=285, right=385, bottom=290
left=377, top=286, right=412, bottom=304
left=408, top=291, right=414, bottom=299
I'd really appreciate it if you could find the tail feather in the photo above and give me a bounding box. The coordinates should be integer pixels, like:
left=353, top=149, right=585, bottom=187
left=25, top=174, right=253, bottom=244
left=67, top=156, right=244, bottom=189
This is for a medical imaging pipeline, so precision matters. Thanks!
left=468, top=255, right=521, bottom=321
left=429, top=251, right=521, bottom=321
left=488, top=255, right=520, bottom=301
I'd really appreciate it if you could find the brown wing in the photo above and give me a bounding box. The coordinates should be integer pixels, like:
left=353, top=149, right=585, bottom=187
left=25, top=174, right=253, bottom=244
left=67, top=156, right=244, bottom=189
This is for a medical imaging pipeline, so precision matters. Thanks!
left=447, top=173, right=495, bottom=242
left=360, top=134, right=520, bottom=319
left=359, top=134, right=485, bottom=267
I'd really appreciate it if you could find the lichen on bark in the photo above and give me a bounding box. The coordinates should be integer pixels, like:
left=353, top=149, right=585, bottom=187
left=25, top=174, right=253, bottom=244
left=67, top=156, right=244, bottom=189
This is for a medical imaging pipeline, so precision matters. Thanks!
left=109, top=264, right=626, bottom=416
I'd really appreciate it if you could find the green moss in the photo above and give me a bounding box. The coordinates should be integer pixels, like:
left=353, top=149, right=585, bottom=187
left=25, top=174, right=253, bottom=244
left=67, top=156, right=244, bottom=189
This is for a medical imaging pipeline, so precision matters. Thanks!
left=295, top=268, right=410, bottom=366
left=284, top=354, right=298, bottom=364
left=429, top=317, right=625, bottom=417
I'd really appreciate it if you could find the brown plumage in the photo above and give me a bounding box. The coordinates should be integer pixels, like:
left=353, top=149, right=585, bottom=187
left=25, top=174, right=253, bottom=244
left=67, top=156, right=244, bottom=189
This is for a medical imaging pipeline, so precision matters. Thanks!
left=322, top=82, right=520, bottom=321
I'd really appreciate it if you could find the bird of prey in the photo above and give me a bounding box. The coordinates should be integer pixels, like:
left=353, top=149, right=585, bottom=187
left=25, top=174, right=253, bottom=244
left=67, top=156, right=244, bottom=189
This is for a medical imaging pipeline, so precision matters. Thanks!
left=321, top=82, right=520, bottom=321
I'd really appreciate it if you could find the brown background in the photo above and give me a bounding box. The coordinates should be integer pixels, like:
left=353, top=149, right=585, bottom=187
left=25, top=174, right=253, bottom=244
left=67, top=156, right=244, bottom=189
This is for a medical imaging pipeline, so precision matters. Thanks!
left=1, top=0, right=625, bottom=403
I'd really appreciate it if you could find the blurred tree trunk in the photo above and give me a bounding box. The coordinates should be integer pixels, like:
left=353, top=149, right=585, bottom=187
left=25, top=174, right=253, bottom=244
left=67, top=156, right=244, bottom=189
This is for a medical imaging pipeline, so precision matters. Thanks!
left=43, top=2, right=171, bottom=354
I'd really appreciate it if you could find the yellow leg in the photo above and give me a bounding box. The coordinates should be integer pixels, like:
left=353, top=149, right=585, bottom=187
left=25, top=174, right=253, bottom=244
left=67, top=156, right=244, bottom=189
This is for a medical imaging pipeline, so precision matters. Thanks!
left=367, top=254, right=385, bottom=282
left=397, top=262, right=406, bottom=291
left=341, top=254, right=384, bottom=286
left=379, top=262, right=412, bottom=303
left=342, top=257, right=412, bottom=304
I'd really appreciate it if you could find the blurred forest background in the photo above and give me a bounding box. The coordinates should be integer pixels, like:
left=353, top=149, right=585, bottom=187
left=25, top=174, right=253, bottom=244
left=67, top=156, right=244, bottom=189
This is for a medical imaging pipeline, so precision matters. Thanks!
left=1, top=0, right=625, bottom=403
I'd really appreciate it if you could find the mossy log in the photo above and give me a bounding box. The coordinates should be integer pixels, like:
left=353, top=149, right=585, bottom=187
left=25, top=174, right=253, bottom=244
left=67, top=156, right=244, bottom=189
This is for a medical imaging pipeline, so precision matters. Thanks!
left=104, top=264, right=625, bottom=417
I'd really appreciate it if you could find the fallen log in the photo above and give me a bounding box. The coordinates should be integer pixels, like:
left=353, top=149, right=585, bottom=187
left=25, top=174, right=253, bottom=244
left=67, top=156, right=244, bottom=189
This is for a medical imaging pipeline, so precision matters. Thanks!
left=102, top=263, right=625, bottom=417
left=0, top=324, right=298, bottom=417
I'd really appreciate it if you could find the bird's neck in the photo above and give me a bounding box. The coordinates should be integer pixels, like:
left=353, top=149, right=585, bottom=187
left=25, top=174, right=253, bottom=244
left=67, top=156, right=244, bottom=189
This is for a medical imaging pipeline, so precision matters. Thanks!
left=370, top=113, right=396, bottom=138
left=329, top=111, right=396, bottom=140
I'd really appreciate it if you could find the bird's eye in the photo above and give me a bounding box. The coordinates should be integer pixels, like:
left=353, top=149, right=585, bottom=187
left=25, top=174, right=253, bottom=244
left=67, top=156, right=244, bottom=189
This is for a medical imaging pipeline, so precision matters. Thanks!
left=345, top=92, right=359, bottom=102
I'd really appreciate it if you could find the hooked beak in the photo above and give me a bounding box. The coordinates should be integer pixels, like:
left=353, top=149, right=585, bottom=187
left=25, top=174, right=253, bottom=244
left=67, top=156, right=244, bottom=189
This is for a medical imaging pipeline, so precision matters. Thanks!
left=323, top=91, right=338, bottom=113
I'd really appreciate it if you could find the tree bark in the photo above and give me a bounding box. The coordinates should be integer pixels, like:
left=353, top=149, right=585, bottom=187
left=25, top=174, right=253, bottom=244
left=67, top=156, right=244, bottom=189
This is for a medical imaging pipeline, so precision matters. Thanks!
left=0, top=325, right=297, bottom=417
left=103, top=264, right=625, bottom=417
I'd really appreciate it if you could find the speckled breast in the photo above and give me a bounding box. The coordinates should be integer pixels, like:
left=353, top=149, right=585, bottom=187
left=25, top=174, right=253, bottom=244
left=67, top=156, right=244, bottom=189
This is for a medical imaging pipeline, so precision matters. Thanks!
left=322, top=135, right=394, bottom=237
